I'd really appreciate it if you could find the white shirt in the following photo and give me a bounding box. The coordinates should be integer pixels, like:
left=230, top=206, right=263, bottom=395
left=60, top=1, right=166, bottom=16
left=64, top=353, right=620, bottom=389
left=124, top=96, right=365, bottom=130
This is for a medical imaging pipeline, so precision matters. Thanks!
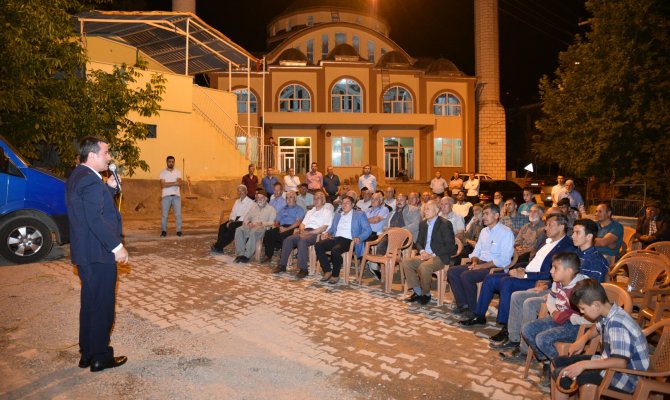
left=441, top=211, right=465, bottom=234
left=284, top=175, right=300, bottom=192
left=230, top=196, right=254, bottom=222
left=430, top=177, right=448, bottom=194
left=464, top=178, right=480, bottom=196
left=525, top=236, right=563, bottom=273
left=335, top=211, right=353, bottom=239
left=551, top=184, right=565, bottom=206
left=160, top=168, right=182, bottom=197
left=303, top=206, right=333, bottom=230
left=385, top=198, right=396, bottom=211
left=453, top=202, right=472, bottom=218
left=356, top=199, right=371, bottom=211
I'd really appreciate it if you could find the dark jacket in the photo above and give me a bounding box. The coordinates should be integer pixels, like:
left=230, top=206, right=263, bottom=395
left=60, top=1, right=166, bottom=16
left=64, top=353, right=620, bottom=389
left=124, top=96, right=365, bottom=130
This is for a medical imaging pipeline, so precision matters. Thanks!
left=525, top=234, right=577, bottom=281
left=66, top=165, right=122, bottom=265
left=415, top=216, right=457, bottom=265
left=636, top=215, right=668, bottom=244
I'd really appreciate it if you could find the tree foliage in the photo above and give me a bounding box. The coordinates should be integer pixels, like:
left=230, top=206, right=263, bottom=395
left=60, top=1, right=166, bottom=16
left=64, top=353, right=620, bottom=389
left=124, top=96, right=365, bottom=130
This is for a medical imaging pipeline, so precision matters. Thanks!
left=535, top=0, right=670, bottom=201
left=0, top=0, right=165, bottom=176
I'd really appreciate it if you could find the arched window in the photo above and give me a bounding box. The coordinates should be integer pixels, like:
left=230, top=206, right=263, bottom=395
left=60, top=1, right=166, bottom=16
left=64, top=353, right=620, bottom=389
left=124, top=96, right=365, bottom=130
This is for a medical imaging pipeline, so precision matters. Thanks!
left=233, top=89, right=257, bottom=114
left=383, top=86, right=413, bottom=114
left=279, top=84, right=311, bottom=112
left=331, top=78, right=363, bottom=113
left=433, top=93, right=462, bottom=116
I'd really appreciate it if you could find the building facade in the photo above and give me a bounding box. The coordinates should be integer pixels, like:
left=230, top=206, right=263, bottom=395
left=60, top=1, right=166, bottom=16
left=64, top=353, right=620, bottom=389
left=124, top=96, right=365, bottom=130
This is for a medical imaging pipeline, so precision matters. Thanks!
left=210, top=1, right=477, bottom=184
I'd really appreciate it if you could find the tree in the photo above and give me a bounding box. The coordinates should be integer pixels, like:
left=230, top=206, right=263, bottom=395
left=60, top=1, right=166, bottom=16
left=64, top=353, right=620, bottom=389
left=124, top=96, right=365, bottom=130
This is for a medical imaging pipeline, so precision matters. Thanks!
left=0, top=0, right=165, bottom=175
left=535, top=0, right=670, bottom=201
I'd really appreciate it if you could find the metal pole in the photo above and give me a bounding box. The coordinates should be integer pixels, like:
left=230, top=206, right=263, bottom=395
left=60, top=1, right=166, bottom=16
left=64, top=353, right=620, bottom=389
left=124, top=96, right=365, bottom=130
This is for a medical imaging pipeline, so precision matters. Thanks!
left=228, top=62, right=232, bottom=92
left=247, top=57, right=251, bottom=161
left=262, top=56, right=266, bottom=171
left=185, top=17, right=190, bottom=75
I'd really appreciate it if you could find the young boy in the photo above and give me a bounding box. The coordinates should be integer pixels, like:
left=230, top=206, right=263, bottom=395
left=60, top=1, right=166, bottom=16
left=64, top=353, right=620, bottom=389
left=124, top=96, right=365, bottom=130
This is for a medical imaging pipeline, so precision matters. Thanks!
left=521, top=252, right=589, bottom=386
left=552, top=279, right=649, bottom=394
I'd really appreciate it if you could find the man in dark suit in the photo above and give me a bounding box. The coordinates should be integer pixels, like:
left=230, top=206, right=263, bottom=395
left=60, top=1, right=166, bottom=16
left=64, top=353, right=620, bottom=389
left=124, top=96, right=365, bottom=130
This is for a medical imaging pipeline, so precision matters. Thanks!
left=635, top=204, right=668, bottom=247
left=401, top=200, right=457, bottom=305
left=66, top=136, right=128, bottom=372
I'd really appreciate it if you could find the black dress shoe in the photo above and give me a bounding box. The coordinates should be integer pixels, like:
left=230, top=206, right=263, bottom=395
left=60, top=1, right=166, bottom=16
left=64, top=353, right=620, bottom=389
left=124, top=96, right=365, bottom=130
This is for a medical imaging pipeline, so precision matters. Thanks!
left=295, top=270, right=309, bottom=279
left=452, top=305, right=469, bottom=315
left=404, top=293, right=420, bottom=303
left=489, top=327, right=509, bottom=343
left=489, top=340, right=520, bottom=350
left=160, top=231, right=167, bottom=237
left=499, top=346, right=526, bottom=364
left=79, top=356, right=91, bottom=368
left=176, top=231, right=182, bottom=237
left=90, top=356, right=128, bottom=372
left=417, top=295, right=432, bottom=305
left=458, top=316, right=487, bottom=327
left=211, top=245, right=224, bottom=254
left=238, top=256, right=250, bottom=263
left=233, top=256, right=242, bottom=263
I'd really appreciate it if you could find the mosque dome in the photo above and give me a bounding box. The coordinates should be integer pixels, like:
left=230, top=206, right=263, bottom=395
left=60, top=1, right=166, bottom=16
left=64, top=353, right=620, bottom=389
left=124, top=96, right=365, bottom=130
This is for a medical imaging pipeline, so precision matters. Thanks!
left=323, top=43, right=365, bottom=62
left=424, top=58, right=464, bottom=76
left=276, top=47, right=309, bottom=66
left=377, top=51, right=411, bottom=69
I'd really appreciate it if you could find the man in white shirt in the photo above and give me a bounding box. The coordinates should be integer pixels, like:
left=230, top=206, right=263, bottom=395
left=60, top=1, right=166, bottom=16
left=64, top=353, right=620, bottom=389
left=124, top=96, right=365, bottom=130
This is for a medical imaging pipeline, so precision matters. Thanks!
left=453, top=190, right=473, bottom=219
left=159, top=155, right=182, bottom=237
left=430, top=171, right=448, bottom=197
left=384, top=186, right=396, bottom=211
left=438, top=196, right=465, bottom=241
left=358, top=165, right=377, bottom=192
left=211, top=185, right=254, bottom=253
left=273, top=192, right=333, bottom=279
left=551, top=175, right=565, bottom=206
left=464, top=173, right=480, bottom=204
left=356, top=187, right=372, bottom=211
left=283, top=167, right=300, bottom=192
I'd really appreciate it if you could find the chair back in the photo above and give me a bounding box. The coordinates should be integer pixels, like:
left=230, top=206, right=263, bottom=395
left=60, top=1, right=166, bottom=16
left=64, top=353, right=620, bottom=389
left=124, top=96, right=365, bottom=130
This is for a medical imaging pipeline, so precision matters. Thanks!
left=453, top=238, right=463, bottom=261
left=602, top=283, right=634, bottom=314
left=647, top=241, right=670, bottom=261
left=612, top=255, right=670, bottom=292
left=642, top=319, right=670, bottom=373
left=622, top=225, right=637, bottom=252
left=384, top=228, right=413, bottom=257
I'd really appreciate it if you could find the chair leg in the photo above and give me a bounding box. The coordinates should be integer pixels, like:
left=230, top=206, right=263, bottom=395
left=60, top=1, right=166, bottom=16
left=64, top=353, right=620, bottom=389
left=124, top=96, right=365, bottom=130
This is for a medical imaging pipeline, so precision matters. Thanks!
left=437, top=271, right=445, bottom=306
left=358, top=256, right=367, bottom=283
left=523, top=348, right=535, bottom=378
left=343, top=252, right=350, bottom=284
left=308, top=246, right=317, bottom=275
left=384, top=259, right=392, bottom=293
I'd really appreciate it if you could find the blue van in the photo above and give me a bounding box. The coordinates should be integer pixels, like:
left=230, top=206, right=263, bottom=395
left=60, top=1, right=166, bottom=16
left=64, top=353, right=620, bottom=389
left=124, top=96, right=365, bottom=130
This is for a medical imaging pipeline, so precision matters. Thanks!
left=0, top=137, right=68, bottom=263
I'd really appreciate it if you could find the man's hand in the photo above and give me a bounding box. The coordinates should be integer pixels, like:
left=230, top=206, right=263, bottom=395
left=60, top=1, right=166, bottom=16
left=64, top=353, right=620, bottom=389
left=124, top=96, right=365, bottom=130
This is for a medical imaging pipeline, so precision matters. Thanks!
left=511, top=268, right=526, bottom=278
left=419, top=251, right=432, bottom=261
left=561, top=361, right=586, bottom=379
left=115, top=246, right=129, bottom=264
left=567, top=341, right=585, bottom=356
left=353, top=237, right=360, bottom=245
left=106, top=174, right=121, bottom=189
left=321, top=232, right=330, bottom=240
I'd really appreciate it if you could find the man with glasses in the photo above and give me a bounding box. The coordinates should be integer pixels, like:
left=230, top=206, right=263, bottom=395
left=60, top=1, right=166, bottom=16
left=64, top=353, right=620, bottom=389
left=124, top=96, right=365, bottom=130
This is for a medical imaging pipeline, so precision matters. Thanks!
left=233, top=192, right=277, bottom=263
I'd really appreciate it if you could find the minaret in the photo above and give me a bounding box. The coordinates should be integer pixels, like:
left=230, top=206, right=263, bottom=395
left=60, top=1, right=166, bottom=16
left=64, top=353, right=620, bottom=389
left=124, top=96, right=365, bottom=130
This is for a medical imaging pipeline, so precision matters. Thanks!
left=172, top=0, right=196, bottom=13
left=474, top=0, right=506, bottom=179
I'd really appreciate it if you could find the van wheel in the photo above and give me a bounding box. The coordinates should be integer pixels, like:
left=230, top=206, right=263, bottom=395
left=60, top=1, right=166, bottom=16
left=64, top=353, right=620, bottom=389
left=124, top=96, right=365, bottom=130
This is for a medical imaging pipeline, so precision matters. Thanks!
left=0, top=217, right=54, bottom=264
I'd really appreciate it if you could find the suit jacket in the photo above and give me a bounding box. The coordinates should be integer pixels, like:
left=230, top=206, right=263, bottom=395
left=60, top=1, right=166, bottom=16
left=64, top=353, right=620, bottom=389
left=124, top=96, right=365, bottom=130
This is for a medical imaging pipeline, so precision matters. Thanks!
left=525, top=234, right=577, bottom=281
left=636, top=216, right=668, bottom=244
left=415, top=216, right=456, bottom=265
left=328, top=209, right=372, bottom=257
left=66, top=165, right=122, bottom=265
left=384, top=204, right=421, bottom=242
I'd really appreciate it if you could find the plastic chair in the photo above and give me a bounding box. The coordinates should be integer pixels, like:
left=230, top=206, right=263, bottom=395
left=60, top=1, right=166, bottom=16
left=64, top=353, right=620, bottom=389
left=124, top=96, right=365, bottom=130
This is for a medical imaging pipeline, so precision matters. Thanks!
left=637, top=286, right=670, bottom=329
left=646, top=241, right=670, bottom=261
left=622, top=225, right=639, bottom=253
left=608, top=255, right=670, bottom=309
left=433, top=237, right=463, bottom=306
left=358, top=228, right=413, bottom=292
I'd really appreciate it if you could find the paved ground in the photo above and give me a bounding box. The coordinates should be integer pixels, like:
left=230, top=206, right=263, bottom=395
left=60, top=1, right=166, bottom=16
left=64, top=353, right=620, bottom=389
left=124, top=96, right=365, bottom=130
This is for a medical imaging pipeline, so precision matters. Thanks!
left=0, top=218, right=550, bottom=399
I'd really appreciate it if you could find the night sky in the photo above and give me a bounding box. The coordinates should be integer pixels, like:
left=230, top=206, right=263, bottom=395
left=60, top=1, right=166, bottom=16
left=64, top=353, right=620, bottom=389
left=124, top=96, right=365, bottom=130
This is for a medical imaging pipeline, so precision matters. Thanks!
left=137, top=0, right=589, bottom=107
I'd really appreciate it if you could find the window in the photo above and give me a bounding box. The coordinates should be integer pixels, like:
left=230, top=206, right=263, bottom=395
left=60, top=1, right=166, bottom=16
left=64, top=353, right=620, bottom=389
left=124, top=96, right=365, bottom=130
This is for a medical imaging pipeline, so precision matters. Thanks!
left=367, top=40, right=375, bottom=62
left=433, top=93, right=462, bottom=116
left=331, top=78, right=363, bottom=113
left=434, top=138, right=462, bottom=166
left=279, top=84, right=311, bottom=112
left=306, top=39, right=314, bottom=64
left=335, top=32, right=346, bottom=45
left=383, top=86, right=413, bottom=114
left=233, top=89, right=257, bottom=113
left=352, top=35, right=360, bottom=53
left=307, top=16, right=314, bottom=26
left=322, top=34, right=329, bottom=59
left=332, top=137, right=363, bottom=167
left=146, top=124, right=157, bottom=138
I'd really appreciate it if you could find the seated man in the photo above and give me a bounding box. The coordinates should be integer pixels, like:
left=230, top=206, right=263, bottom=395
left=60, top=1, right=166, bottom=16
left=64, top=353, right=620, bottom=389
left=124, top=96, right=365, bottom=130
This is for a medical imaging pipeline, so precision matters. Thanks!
left=460, top=212, right=575, bottom=329
left=514, top=204, right=546, bottom=262
left=593, top=203, right=624, bottom=264
left=365, top=192, right=390, bottom=242
left=211, top=185, right=254, bottom=253
left=497, top=218, right=610, bottom=362
left=269, top=182, right=287, bottom=213
left=234, top=193, right=277, bottom=263
left=447, top=204, right=515, bottom=316
left=272, top=192, right=332, bottom=279
left=521, top=252, right=589, bottom=386
left=551, top=279, right=649, bottom=395
left=296, top=183, right=314, bottom=211
left=315, top=196, right=372, bottom=284
left=384, top=186, right=396, bottom=211
left=401, top=201, right=456, bottom=305
left=262, top=191, right=305, bottom=262
left=453, top=190, right=473, bottom=220
left=408, top=192, right=421, bottom=208
left=518, top=188, right=536, bottom=217
left=356, top=187, right=372, bottom=212
left=368, top=193, right=421, bottom=280
left=635, top=203, right=667, bottom=247
left=454, top=203, right=485, bottom=265
left=500, top=198, right=529, bottom=235
left=438, top=195, right=465, bottom=242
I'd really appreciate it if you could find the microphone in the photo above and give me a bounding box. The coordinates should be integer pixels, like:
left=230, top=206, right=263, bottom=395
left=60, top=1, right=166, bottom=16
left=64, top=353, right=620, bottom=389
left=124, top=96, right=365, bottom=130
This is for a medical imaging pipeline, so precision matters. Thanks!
left=108, top=163, right=122, bottom=193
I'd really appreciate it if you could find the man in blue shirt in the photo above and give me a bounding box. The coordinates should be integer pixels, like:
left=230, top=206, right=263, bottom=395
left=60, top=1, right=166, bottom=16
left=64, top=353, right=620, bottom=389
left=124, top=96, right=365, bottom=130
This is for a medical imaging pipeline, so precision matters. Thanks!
left=269, top=182, right=287, bottom=213
left=365, top=192, right=389, bottom=241
left=261, top=167, right=280, bottom=198
left=594, top=203, right=624, bottom=265
left=262, top=191, right=304, bottom=262
left=323, top=166, right=340, bottom=204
